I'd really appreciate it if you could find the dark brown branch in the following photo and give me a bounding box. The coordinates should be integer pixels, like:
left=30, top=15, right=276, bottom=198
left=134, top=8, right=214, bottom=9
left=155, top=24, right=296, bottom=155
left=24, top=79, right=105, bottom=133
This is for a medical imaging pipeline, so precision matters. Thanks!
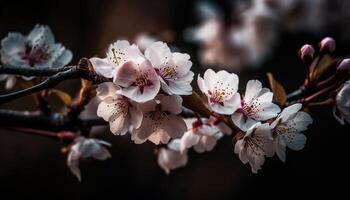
left=0, top=64, right=71, bottom=76
left=0, top=58, right=110, bottom=105
left=0, top=109, right=107, bottom=132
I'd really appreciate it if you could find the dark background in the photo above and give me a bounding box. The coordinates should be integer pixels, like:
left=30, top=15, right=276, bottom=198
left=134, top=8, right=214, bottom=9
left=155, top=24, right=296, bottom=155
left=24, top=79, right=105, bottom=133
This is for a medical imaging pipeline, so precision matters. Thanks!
left=0, top=0, right=349, bottom=199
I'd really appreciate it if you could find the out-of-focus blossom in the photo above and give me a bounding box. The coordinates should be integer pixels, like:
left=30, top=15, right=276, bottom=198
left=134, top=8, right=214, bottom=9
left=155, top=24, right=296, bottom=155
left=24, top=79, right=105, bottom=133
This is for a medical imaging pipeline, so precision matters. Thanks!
left=96, top=82, right=143, bottom=135
left=231, top=80, right=280, bottom=131
left=1, top=24, right=72, bottom=69
left=67, top=137, right=111, bottom=181
left=334, top=80, right=350, bottom=125
left=186, top=0, right=350, bottom=70
left=270, top=103, right=313, bottom=162
left=197, top=69, right=240, bottom=115
left=234, top=122, right=274, bottom=173
left=158, top=139, right=188, bottom=174
left=0, top=24, right=72, bottom=88
left=145, top=41, right=194, bottom=95
left=134, top=33, right=157, bottom=52
left=179, top=117, right=230, bottom=153
left=132, top=94, right=186, bottom=145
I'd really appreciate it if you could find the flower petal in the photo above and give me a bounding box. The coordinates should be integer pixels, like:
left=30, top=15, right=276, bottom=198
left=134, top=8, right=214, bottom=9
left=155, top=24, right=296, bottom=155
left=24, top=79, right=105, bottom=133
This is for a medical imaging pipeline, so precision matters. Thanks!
left=90, top=57, right=115, bottom=78
left=244, top=80, right=262, bottom=103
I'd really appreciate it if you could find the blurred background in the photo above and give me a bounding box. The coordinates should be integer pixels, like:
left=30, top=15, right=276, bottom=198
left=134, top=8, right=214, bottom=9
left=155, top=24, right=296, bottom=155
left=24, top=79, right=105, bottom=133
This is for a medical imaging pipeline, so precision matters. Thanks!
left=0, top=0, right=349, bottom=199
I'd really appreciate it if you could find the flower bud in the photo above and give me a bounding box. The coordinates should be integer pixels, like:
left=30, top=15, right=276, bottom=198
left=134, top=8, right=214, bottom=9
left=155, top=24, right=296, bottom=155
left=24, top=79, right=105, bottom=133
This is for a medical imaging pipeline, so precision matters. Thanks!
left=319, top=37, right=336, bottom=53
left=298, top=44, right=314, bottom=63
left=337, top=59, right=350, bottom=72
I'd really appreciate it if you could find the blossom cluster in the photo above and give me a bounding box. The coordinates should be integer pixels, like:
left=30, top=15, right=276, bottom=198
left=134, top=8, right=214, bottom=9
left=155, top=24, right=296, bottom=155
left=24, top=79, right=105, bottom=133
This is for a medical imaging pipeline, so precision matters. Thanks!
left=7, top=25, right=350, bottom=181
left=90, top=39, right=314, bottom=174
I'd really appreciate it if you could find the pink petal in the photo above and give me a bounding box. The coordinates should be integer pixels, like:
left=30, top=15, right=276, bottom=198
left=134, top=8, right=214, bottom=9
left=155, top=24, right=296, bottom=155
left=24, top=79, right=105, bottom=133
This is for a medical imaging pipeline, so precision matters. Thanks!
left=90, top=57, right=115, bottom=78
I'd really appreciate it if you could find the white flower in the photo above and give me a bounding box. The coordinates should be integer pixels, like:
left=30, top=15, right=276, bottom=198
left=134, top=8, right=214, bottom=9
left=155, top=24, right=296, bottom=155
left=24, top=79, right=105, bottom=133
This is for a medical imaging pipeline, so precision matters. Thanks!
left=90, top=40, right=135, bottom=78
left=67, top=137, right=111, bottom=181
left=234, top=122, right=274, bottom=173
left=158, top=139, right=188, bottom=174
left=145, top=41, right=194, bottom=95
left=333, top=80, right=350, bottom=125
left=96, top=82, right=143, bottom=135
left=197, top=69, right=240, bottom=115
left=270, top=103, right=313, bottom=162
left=1, top=24, right=72, bottom=69
left=132, top=94, right=186, bottom=145
left=231, top=80, right=281, bottom=131
left=179, top=117, right=230, bottom=153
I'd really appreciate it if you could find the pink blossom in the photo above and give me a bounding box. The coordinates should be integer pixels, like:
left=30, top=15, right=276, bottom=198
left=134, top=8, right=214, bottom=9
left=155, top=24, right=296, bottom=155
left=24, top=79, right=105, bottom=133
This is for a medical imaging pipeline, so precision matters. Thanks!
left=231, top=80, right=280, bottom=131
left=96, top=82, right=143, bottom=135
left=145, top=41, right=194, bottom=95
left=132, top=94, right=187, bottom=144
left=197, top=69, right=240, bottom=115
left=234, top=123, right=274, bottom=173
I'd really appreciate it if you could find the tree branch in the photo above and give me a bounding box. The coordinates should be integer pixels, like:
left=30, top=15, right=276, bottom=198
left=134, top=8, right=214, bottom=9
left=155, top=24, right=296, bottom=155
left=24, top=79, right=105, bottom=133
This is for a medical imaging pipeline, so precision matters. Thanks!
left=0, top=109, right=107, bottom=132
left=0, top=58, right=110, bottom=105
left=0, top=64, right=71, bottom=76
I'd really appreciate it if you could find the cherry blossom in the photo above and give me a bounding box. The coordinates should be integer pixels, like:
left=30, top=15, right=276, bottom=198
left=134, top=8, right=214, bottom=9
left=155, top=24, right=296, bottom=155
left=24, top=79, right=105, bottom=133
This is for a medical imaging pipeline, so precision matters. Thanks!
left=145, top=41, right=194, bottom=95
left=158, top=139, right=188, bottom=174
left=197, top=69, right=240, bottom=115
left=333, top=80, right=350, bottom=125
left=270, top=103, right=313, bottom=162
left=67, top=137, right=111, bottom=181
left=96, top=82, right=143, bottom=135
left=180, top=117, right=230, bottom=153
left=231, top=80, right=281, bottom=131
left=0, top=24, right=72, bottom=69
left=234, top=122, right=274, bottom=173
left=90, top=40, right=134, bottom=78
left=132, top=94, right=186, bottom=145
left=114, top=50, right=160, bottom=102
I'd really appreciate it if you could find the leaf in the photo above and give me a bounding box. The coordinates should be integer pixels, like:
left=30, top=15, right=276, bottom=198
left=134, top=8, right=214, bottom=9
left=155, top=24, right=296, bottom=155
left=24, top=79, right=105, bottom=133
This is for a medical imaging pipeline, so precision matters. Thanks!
left=311, top=55, right=339, bottom=81
left=50, top=89, right=72, bottom=106
left=182, top=92, right=212, bottom=118
left=267, top=72, right=287, bottom=106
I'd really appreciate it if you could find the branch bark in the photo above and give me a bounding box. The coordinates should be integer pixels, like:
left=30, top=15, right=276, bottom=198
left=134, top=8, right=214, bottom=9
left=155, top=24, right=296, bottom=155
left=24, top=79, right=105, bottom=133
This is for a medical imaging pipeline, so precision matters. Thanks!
left=0, top=58, right=110, bottom=105
left=0, top=109, right=107, bottom=132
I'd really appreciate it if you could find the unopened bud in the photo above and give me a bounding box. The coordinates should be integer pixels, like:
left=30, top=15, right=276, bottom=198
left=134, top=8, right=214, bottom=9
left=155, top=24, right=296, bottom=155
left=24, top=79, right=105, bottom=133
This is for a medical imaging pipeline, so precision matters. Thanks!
left=298, top=44, right=314, bottom=63
left=337, top=59, right=350, bottom=72
left=319, top=37, right=336, bottom=53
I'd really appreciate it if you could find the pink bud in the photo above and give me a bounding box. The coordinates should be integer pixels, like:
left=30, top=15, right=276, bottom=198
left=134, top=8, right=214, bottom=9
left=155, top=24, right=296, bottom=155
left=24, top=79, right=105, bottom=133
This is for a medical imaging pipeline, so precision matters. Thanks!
left=319, top=37, right=336, bottom=53
left=298, top=44, right=314, bottom=62
left=337, top=59, right=350, bottom=71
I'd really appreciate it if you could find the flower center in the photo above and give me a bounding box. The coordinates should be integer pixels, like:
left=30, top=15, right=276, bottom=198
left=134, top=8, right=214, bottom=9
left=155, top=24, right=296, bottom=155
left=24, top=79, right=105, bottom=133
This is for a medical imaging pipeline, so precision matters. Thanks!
left=107, top=98, right=129, bottom=120
left=133, top=73, right=153, bottom=93
left=20, top=43, right=50, bottom=66
left=244, top=135, right=265, bottom=156
left=160, top=66, right=177, bottom=80
left=241, top=98, right=261, bottom=118
left=208, top=90, right=226, bottom=105
left=275, top=122, right=297, bottom=135
left=110, top=48, right=125, bottom=65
